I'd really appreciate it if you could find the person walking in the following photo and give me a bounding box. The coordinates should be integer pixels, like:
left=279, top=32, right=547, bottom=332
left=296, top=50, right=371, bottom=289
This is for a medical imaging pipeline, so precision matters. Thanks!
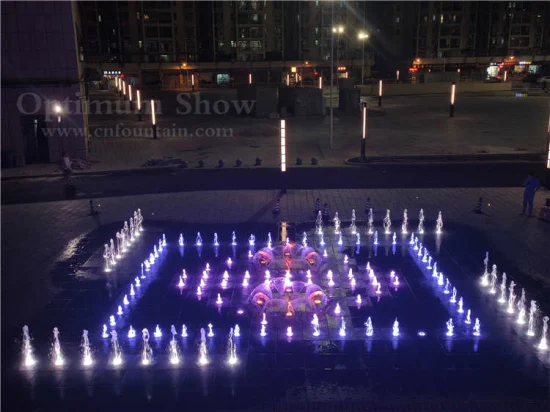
left=61, top=151, right=73, bottom=186
left=521, top=172, right=540, bottom=216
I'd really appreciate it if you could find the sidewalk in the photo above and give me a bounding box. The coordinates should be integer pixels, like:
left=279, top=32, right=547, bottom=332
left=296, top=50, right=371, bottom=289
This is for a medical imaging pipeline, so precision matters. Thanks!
left=2, top=187, right=549, bottom=330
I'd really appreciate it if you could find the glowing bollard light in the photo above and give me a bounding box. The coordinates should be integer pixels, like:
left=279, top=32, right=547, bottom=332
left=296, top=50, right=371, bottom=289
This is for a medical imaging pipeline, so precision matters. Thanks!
left=449, top=82, right=456, bottom=117
left=319, top=76, right=323, bottom=89
left=151, top=99, right=157, bottom=139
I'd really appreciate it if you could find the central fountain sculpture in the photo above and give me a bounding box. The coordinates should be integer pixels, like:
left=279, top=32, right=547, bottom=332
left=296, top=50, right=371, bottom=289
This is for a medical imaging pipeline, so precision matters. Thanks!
left=402, top=209, right=408, bottom=234
left=417, top=209, right=425, bottom=234
left=367, top=208, right=374, bottom=235
left=383, top=209, right=392, bottom=234
left=141, top=329, right=153, bottom=365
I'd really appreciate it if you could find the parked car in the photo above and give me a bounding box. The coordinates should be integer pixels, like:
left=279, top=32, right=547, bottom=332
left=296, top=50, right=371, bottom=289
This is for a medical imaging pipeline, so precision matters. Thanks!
left=537, top=75, right=550, bottom=84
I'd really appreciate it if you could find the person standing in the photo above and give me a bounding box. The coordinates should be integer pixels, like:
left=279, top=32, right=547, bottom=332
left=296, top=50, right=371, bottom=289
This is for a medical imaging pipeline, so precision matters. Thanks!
left=521, top=172, right=540, bottom=216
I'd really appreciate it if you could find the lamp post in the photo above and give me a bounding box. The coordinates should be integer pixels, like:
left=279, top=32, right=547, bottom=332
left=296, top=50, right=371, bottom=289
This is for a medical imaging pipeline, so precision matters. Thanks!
left=122, top=80, right=127, bottom=100
left=191, top=74, right=195, bottom=92
left=280, top=119, right=287, bottom=193
left=330, top=23, right=344, bottom=150
left=378, top=80, right=383, bottom=107
left=358, top=32, right=369, bottom=86
left=128, top=85, right=133, bottom=111
left=504, top=71, right=508, bottom=82
left=396, top=70, right=400, bottom=82
left=360, top=102, right=367, bottom=160
left=249, top=73, right=252, bottom=86
left=151, top=99, right=157, bottom=139
left=449, top=82, right=456, bottom=117
left=319, top=76, right=323, bottom=89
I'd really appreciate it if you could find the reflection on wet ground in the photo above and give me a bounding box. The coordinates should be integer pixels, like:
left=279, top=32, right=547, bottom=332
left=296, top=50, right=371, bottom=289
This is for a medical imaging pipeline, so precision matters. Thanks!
left=3, top=221, right=550, bottom=410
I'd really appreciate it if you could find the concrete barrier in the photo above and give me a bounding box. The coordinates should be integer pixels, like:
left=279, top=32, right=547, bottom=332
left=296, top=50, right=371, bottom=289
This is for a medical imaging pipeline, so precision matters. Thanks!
left=359, top=81, right=512, bottom=96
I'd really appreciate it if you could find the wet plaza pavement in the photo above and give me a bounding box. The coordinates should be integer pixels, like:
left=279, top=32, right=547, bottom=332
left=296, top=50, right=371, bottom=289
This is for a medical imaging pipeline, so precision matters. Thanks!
left=3, top=216, right=550, bottom=411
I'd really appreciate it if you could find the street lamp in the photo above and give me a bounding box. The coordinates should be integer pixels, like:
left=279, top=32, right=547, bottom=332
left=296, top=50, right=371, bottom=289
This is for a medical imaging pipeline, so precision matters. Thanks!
left=449, top=82, right=456, bottom=117
left=360, top=102, right=367, bottom=160
left=280, top=119, right=287, bottom=193
left=358, top=32, right=369, bottom=86
left=332, top=26, right=345, bottom=82
left=54, top=104, right=62, bottom=123
left=151, top=99, right=157, bottom=139
left=330, top=23, right=344, bottom=150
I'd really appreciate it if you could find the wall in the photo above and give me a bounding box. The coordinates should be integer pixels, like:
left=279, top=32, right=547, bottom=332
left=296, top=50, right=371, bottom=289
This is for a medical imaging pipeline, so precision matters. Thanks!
left=359, top=81, right=512, bottom=96
left=1, top=1, right=87, bottom=167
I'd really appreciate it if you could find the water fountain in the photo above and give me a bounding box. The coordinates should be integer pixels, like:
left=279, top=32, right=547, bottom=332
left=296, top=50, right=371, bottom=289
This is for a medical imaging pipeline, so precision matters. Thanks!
left=480, top=252, right=490, bottom=286
left=243, top=277, right=249, bottom=287
left=135, top=277, right=141, bottom=287
left=392, top=319, right=400, bottom=337
left=178, top=276, right=185, bottom=288
left=437, top=273, right=444, bottom=286
left=117, top=305, right=123, bottom=315
left=339, top=319, right=346, bottom=337
left=110, top=331, right=122, bottom=366
left=319, top=233, right=326, bottom=246
left=350, top=209, right=357, bottom=234
left=450, top=287, right=457, bottom=303
left=227, top=328, right=238, bottom=365
left=181, top=324, right=188, bottom=338
left=216, top=293, right=223, bottom=305
left=333, top=212, right=341, bottom=234
left=473, top=318, right=481, bottom=336
left=198, top=328, right=209, bottom=365
left=383, top=209, right=392, bottom=234
left=149, top=252, right=155, bottom=265
left=538, top=317, right=549, bottom=351
left=343, top=254, right=349, bottom=264
left=365, top=317, right=374, bottom=336
left=372, top=275, right=378, bottom=287
left=315, top=211, right=323, bottom=235
left=207, top=323, right=214, bottom=337
left=102, top=324, right=109, bottom=338
left=392, top=232, right=397, bottom=245
left=427, top=256, right=433, bottom=269
left=409, top=233, right=415, bottom=245
left=123, top=295, right=130, bottom=305
left=103, top=244, right=111, bottom=272
left=169, top=325, right=180, bottom=365
left=373, top=231, right=379, bottom=246
left=422, top=249, right=428, bottom=263
left=109, top=239, right=117, bottom=265
left=355, top=233, right=361, bottom=246
left=436, top=211, right=443, bottom=234
left=338, top=233, right=343, bottom=246
left=417, top=245, right=423, bottom=257
left=234, top=324, right=240, bottom=337
left=158, top=239, right=163, bottom=253
left=261, top=313, right=268, bottom=325
left=517, top=289, right=526, bottom=324
left=375, top=283, right=382, bottom=295
left=458, top=297, right=464, bottom=313
left=489, top=265, right=498, bottom=294
left=141, top=329, right=153, bottom=365
left=328, top=272, right=335, bottom=287
left=109, top=315, right=116, bottom=327
left=21, top=326, right=36, bottom=367
left=413, top=238, right=419, bottom=250
left=154, top=244, right=159, bottom=258
left=367, top=208, right=374, bottom=234
left=286, top=326, right=293, bottom=338
left=196, top=232, right=203, bottom=247
left=444, top=278, right=450, bottom=294
left=154, top=325, right=162, bottom=338
left=446, top=319, right=454, bottom=336
left=350, top=277, right=356, bottom=288
left=81, top=330, right=93, bottom=367
left=417, top=209, right=425, bottom=234
left=248, top=250, right=253, bottom=258
left=528, top=301, right=537, bottom=337
left=498, top=273, right=507, bottom=303
left=267, top=232, right=272, bottom=248
left=465, top=310, right=472, bottom=324
left=249, top=234, right=256, bottom=247
left=393, top=276, right=399, bottom=287
left=302, top=232, right=308, bottom=247
left=200, top=278, right=206, bottom=287
left=334, top=303, right=341, bottom=315
left=507, top=281, right=516, bottom=313
left=128, top=325, right=136, bottom=338
left=144, top=260, right=150, bottom=271
left=179, top=234, right=184, bottom=247
left=51, top=327, right=64, bottom=367
left=227, top=257, right=233, bottom=266
left=213, top=233, right=219, bottom=247
left=432, top=264, right=438, bottom=278
left=356, top=294, right=362, bottom=305
left=402, top=209, right=408, bottom=234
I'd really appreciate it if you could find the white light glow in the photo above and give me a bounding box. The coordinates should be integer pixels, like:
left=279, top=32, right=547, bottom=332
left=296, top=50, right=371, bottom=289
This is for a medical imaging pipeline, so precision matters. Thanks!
left=151, top=100, right=156, bottom=125
left=280, top=120, right=286, bottom=172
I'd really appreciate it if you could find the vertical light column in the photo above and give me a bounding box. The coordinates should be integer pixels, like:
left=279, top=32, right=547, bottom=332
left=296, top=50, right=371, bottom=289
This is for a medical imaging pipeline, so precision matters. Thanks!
left=122, top=81, right=127, bottom=100
left=504, top=71, right=508, bottom=82
left=280, top=119, right=287, bottom=193
left=192, top=74, right=195, bottom=91
left=136, top=90, right=142, bottom=121
left=249, top=73, right=252, bottom=85
left=378, top=80, right=383, bottom=107
left=151, top=99, right=157, bottom=139
left=360, top=102, right=367, bottom=160
left=396, top=70, right=400, bottom=81
left=319, top=76, right=323, bottom=89
left=128, top=85, right=133, bottom=111
left=449, top=82, right=456, bottom=118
